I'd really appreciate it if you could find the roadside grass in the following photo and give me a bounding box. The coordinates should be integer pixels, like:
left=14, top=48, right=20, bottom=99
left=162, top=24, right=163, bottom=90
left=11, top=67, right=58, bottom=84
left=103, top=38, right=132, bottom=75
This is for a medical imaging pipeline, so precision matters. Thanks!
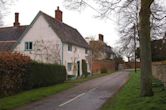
left=0, top=72, right=111, bottom=110
left=101, top=71, right=166, bottom=110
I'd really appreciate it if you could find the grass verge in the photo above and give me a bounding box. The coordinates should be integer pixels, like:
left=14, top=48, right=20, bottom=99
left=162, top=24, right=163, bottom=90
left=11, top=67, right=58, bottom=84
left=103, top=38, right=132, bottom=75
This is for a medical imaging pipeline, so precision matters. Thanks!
left=101, top=71, right=166, bottom=110
left=0, top=72, right=111, bottom=110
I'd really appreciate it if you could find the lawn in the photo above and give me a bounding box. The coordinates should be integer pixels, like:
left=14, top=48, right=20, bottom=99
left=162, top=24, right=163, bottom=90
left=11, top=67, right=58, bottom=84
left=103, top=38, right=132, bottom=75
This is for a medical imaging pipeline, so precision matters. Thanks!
left=0, top=73, right=110, bottom=110
left=101, top=71, right=166, bottom=110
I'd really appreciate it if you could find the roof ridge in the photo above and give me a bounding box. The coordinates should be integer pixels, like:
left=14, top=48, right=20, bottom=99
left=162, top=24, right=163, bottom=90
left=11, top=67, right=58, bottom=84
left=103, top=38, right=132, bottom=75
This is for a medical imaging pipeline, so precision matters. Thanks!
left=40, top=11, right=77, bottom=30
left=37, top=11, right=89, bottom=49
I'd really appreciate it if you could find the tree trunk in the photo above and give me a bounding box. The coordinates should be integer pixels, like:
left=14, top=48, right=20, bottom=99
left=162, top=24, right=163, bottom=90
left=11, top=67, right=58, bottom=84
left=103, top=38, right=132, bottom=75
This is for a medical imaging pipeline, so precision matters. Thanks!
left=139, top=0, right=154, bottom=96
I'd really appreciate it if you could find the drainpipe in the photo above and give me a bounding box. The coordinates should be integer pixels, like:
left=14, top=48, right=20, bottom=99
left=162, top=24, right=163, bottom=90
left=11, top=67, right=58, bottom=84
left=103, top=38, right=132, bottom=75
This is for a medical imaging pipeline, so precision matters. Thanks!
left=61, top=43, right=64, bottom=65
left=61, top=43, right=67, bottom=80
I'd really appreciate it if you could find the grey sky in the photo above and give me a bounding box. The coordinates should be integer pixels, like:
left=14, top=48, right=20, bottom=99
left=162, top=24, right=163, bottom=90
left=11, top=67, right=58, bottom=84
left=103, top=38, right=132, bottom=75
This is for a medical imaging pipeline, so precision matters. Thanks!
left=3, top=0, right=119, bottom=47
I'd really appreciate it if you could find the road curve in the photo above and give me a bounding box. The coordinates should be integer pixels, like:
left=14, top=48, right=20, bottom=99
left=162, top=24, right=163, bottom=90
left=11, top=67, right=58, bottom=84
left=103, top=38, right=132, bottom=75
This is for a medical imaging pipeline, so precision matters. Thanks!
left=15, top=70, right=130, bottom=110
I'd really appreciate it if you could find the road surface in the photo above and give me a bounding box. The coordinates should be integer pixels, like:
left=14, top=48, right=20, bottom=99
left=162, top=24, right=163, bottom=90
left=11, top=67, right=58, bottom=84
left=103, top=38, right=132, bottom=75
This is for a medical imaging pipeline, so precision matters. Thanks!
left=15, top=70, right=130, bottom=110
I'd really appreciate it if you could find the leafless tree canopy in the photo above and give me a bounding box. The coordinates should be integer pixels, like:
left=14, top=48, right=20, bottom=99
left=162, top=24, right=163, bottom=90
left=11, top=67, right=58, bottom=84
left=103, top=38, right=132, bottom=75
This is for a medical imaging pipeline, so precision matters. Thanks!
left=0, top=0, right=16, bottom=26
left=151, top=1, right=166, bottom=39
left=64, top=2, right=165, bottom=94
left=64, top=0, right=166, bottom=59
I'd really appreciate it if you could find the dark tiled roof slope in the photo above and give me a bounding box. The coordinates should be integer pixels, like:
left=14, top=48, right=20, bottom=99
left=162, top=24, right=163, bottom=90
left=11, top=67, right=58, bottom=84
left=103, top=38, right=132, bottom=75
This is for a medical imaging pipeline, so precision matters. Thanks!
left=105, top=45, right=114, bottom=54
left=90, top=40, right=114, bottom=54
left=41, top=12, right=89, bottom=49
left=0, top=42, right=16, bottom=51
left=0, top=26, right=27, bottom=41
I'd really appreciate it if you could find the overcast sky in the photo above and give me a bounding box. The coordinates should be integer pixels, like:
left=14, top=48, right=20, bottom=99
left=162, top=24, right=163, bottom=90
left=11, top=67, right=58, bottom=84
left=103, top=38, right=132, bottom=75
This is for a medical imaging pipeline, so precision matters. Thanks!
left=3, top=0, right=120, bottom=47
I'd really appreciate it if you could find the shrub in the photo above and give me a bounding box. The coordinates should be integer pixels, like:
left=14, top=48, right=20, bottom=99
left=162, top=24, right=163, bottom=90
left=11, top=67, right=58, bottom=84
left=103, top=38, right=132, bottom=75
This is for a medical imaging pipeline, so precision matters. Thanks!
left=0, top=53, right=67, bottom=97
left=101, top=68, right=107, bottom=74
left=67, top=75, right=76, bottom=80
left=0, top=52, right=31, bottom=97
left=82, top=60, right=88, bottom=77
left=26, top=62, right=67, bottom=88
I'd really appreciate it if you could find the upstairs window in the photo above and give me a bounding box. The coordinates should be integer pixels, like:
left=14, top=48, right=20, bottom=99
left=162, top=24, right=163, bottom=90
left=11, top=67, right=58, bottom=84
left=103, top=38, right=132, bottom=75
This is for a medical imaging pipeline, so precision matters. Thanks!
left=25, top=42, right=33, bottom=51
left=68, top=44, right=72, bottom=51
left=85, top=49, right=88, bottom=54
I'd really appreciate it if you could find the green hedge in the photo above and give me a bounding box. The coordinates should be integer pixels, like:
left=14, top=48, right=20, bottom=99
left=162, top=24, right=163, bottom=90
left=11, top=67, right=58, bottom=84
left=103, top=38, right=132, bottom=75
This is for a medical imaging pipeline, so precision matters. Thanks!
left=0, top=53, right=67, bottom=98
left=82, top=60, right=89, bottom=77
left=101, top=68, right=108, bottom=74
left=26, top=62, right=67, bottom=89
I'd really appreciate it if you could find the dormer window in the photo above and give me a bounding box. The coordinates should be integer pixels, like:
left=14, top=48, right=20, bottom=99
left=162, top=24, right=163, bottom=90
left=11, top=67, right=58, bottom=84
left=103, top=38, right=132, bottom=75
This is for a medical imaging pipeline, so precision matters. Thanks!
left=25, top=41, right=33, bottom=51
left=68, top=44, right=72, bottom=51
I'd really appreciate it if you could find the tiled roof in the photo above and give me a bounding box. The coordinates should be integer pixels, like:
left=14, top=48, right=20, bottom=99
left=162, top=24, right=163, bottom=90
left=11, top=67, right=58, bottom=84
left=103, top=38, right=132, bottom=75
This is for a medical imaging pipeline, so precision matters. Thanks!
left=0, top=41, right=16, bottom=51
left=0, top=11, right=89, bottom=51
left=90, top=40, right=114, bottom=54
left=105, top=45, right=114, bottom=54
left=0, top=26, right=27, bottom=51
left=41, top=12, right=89, bottom=49
left=0, top=26, right=27, bottom=41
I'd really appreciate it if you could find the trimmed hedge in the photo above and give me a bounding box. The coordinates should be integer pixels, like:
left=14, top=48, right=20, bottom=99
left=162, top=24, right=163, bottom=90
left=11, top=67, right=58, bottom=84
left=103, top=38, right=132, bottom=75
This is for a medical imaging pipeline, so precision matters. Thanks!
left=82, top=60, right=88, bottom=77
left=26, top=62, right=67, bottom=88
left=101, top=68, right=108, bottom=74
left=0, top=53, right=67, bottom=97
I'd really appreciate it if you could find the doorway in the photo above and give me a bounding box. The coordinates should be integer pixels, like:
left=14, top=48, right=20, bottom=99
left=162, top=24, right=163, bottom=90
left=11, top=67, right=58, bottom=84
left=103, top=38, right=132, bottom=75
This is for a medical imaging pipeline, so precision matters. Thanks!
left=77, top=61, right=80, bottom=77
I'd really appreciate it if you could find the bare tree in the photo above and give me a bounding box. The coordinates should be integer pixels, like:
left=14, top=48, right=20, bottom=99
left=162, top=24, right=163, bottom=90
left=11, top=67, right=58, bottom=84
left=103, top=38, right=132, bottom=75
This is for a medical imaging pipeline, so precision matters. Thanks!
left=151, top=2, right=166, bottom=39
left=89, top=40, right=105, bottom=59
left=64, top=0, right=166, bottom=96
left=139, top=0, right=154, bottom=96
left=117, top=0, right=139, bottom=62
left=117, top=0, right=166, bottom=62
left=33, top=40, right=61, bottom=64
left=0, top=0, right=16, bottom=26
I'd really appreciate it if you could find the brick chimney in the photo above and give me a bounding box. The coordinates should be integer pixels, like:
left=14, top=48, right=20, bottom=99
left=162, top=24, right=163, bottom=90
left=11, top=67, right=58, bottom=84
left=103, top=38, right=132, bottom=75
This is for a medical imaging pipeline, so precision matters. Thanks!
left=55, top=6, right=63, bottom=22
left=13, top=12, right=20, bottom=27
left=99, top=34, right=104, bottom=42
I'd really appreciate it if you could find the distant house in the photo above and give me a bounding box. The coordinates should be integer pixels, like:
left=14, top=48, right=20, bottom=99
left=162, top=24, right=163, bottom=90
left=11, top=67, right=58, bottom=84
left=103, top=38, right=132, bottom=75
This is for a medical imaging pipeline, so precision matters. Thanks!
left=151, top=39, right=166, bottom=61
left=136, top=38, right=166, bottom=61
left=0, top=7, right=91, bottom=76
left=87, top=34, right=115, bottom=60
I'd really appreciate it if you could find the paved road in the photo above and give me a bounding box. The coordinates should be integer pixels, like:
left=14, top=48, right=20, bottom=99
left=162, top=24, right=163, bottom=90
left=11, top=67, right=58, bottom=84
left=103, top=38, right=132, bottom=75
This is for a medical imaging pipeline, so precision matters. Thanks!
left=15, top=70, right=130, bottom=110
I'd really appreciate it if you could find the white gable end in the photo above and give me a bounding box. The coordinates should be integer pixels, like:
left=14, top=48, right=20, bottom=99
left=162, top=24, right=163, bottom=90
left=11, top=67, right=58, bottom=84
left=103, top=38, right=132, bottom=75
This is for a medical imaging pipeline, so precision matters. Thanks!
left=14, top=14, right=63, bottom=64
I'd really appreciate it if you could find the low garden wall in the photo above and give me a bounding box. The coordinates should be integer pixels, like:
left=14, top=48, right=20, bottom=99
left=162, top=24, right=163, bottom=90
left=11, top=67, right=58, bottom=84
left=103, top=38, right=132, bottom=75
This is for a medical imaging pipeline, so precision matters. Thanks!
left=92, top=60, right=116, bottom=73
left=124, top=62, right=140, bottom=69
left=152, top=62, right=166, bottom=87
left=0, top=52, right=67, bottom=98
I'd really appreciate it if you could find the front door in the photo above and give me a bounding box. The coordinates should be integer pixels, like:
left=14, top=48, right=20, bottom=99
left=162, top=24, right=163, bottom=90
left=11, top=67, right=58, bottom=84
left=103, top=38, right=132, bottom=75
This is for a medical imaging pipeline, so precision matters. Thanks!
left=77, top=61, right=80, bottom=77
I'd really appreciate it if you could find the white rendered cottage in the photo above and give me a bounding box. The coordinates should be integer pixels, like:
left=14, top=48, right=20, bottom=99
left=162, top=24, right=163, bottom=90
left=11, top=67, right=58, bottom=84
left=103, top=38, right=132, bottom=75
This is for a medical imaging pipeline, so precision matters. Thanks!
left=0, top=7, right=91, bottom=76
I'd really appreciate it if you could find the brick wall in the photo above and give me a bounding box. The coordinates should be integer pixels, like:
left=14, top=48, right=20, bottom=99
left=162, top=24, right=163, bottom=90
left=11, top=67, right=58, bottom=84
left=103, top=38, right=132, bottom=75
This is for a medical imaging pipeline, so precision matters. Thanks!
left=92, top=60, right=116, bottom=73
left=124, top=62, right=140, bottom=69
left=152, top=62, right=166, bottom=87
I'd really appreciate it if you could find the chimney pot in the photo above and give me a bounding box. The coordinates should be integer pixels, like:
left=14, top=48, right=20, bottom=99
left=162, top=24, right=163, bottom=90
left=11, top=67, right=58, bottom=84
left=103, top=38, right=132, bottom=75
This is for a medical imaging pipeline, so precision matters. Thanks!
left=99, top=34, right=104, bottom=42
left=55, top=6, right=63, bottom=22
left=13, top=12, right=20, bottom=27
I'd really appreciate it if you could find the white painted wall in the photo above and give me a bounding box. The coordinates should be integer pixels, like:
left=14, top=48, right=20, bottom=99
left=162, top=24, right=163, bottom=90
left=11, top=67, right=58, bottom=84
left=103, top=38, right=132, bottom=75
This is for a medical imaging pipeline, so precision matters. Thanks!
left=14, top=13, right=91, bottom=76
left=14, top=14, right=63, bottom=64
left=63, top=43, right=91, bottom=76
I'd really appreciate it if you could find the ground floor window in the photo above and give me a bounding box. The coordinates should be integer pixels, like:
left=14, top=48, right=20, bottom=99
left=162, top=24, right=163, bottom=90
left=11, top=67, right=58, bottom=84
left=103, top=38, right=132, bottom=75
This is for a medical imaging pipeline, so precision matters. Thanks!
left=67, top=63, right=72, bottom=71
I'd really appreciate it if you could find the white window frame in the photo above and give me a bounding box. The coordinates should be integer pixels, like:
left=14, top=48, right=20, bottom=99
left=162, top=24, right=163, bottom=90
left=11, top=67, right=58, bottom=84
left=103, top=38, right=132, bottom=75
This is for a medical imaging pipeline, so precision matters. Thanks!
left=67, top=63, right=72, bottom=71
left=68, top=44, right=72, bottom=52
left=25, top=41, right=33, bottom=51
left=85, top=49, right=88, bottom=54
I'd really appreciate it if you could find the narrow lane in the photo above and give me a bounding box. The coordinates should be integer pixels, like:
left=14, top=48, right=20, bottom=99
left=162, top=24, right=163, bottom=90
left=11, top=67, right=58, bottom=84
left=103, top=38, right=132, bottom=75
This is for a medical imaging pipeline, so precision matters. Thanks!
left=15, top=70, right=130, bottom=110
